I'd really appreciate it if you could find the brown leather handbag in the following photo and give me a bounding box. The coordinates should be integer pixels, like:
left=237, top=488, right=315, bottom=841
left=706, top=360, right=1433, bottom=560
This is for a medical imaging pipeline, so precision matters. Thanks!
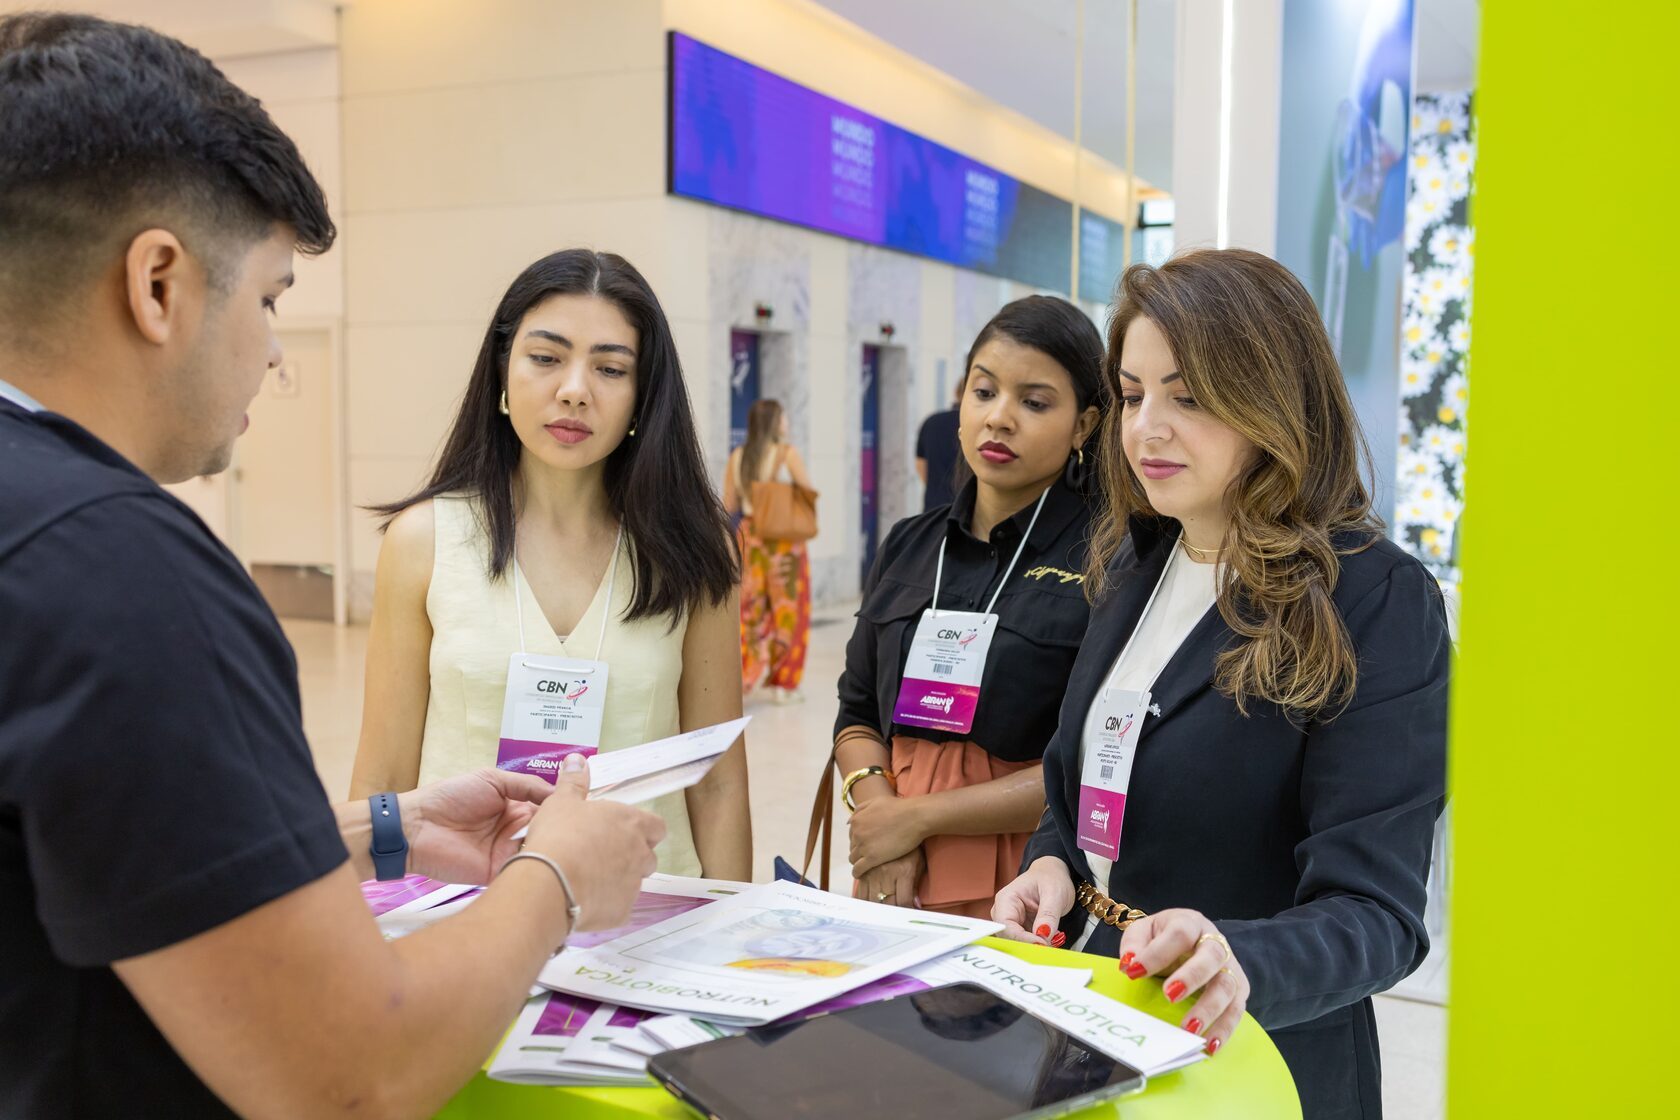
left=748, top=446, right=819, bottom=543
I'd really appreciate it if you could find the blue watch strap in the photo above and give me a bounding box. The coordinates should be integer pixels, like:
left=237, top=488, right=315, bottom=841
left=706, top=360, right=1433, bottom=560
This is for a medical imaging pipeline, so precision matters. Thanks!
left=369, top=793, right=409, bottom=881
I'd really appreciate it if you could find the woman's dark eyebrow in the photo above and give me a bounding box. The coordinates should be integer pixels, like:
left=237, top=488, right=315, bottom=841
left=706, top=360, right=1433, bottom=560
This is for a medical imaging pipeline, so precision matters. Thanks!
left=524, top=329, right=635, bottom=358
left=973, top=363, right=1060, bottom=392
left=1117, top=369, right=1183, bottom=384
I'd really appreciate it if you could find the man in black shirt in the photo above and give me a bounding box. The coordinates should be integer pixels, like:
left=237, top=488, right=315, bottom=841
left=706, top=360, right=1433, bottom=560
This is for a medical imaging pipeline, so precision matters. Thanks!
left=915, top=382, right=964, bottom=511
left=0, top=14, right=664, bottom=1118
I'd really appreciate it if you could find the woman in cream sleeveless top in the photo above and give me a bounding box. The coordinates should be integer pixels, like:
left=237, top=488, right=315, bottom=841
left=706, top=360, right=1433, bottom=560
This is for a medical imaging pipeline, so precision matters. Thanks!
left=420, top=495, right=698, bottom=876
left=350, top=249, right=748, bottom=882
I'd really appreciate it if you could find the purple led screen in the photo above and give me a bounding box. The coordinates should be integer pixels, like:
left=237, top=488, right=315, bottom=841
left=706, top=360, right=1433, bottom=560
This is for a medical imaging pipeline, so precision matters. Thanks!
left=669, top=32, right=1076, bottom=293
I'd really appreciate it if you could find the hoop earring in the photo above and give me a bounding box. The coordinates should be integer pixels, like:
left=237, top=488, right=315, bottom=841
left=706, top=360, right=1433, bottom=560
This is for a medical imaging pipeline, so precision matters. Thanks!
left=1064, top=446, right=1087, bottom=489
left=498, top=389, right=510, bottom=416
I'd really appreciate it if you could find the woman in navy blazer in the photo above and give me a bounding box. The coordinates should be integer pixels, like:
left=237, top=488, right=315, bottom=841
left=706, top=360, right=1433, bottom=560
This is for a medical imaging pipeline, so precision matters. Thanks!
left=994, top=250, right=1449, bottom=1120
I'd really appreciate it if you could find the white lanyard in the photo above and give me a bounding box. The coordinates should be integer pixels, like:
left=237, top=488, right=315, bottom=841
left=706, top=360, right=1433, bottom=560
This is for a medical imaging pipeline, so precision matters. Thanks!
left=511, top=527, right=621, bottom=662
left=1101, top=531, right=1188, bottom=694
left=889, top=488, right=1050, bottom=735
left=1076, top=533, right=1200, bottom=863
left=929, top=487, right=1051, bottom=617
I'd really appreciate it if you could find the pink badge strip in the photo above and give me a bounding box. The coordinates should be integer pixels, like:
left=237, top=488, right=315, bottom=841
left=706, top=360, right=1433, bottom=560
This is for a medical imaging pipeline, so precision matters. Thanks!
left=1076, top=787, right=1127, bottom=861
left=496, top=739, right=598, bottom=784
left=891, top=678, right=981, bottom=734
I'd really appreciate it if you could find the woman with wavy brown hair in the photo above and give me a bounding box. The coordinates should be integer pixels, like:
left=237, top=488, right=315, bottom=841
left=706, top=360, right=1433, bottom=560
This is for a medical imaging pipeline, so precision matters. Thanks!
left=993, top=249, right=1449, bottom=1120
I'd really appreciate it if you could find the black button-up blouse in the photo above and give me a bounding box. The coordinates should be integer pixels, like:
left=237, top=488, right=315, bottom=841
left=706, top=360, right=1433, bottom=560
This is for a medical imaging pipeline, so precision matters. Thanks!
left=833, top=477, right=1095, bottom=762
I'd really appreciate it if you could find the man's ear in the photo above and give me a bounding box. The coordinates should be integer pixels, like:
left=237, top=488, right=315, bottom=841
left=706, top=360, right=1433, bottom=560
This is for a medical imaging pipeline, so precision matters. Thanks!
left=123, top=229, right=197, bottom=345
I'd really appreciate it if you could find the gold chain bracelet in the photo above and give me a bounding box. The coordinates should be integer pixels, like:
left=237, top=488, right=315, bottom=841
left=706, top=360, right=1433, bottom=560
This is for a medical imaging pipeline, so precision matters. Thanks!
left=1075, top=881, right=1148, bottom=931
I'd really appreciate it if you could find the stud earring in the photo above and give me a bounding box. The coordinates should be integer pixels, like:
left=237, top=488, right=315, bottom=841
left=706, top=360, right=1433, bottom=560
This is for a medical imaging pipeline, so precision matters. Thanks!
left=628, top=417, right=639, bottom=438
left=498, top=389, right=509, bottom=416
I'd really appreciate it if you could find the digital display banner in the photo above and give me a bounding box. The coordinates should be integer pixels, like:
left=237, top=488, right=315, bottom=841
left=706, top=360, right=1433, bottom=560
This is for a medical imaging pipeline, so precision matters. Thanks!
left=669, top=31, right=1081, bottom=294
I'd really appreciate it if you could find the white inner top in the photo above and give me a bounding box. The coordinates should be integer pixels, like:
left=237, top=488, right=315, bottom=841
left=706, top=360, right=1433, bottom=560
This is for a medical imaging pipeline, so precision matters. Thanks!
left=1072, top=543, right=1220, bottom=950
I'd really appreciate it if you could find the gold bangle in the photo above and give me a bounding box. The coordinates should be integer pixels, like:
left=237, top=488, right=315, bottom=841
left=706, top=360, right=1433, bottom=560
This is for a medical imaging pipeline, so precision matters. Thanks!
left=841, top=765, right=894, bottom=812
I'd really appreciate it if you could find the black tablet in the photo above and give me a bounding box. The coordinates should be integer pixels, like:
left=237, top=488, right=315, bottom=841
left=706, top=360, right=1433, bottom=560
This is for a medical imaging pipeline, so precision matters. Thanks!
left=648, top=982, right=1147, bottom=1120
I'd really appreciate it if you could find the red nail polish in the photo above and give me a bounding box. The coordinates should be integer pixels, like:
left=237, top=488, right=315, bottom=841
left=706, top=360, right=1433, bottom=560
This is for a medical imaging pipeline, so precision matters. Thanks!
left=1050, top=931, right=1067, bottom=948
left=1206, top=1037, right=1222, bottom=1056
left=1118, top=952, right=1135, bottom=968
left=1164, top=980, right=1186, bottom=1003
left=1125, top=962, right=1147, bottom=980
left=1035, top=923, right=1051, bottom=938
left=1185, top=1018, right=1203, bottom=1035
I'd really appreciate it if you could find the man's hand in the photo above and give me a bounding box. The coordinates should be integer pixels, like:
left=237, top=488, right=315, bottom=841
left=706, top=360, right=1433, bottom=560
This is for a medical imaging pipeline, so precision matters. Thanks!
left=521, top=753, right=666, bottom=930
left=401, top=768, right=552, bottom=884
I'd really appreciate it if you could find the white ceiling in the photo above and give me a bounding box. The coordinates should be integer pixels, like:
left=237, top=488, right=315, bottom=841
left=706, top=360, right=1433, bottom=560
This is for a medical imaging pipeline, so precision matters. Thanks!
left=811, top=0, right=1480, bottom=195
left=7, top=0, right=1479, bottom=195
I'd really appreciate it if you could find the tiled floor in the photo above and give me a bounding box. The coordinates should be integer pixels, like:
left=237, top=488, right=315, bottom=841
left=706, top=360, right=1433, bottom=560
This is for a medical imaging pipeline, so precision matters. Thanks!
left=283, top=602, right=1445, bottom=1119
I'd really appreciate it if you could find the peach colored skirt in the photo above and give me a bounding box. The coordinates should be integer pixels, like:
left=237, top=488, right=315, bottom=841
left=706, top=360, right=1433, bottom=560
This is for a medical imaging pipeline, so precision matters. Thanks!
left=887, top=735, right=1035, bottom=919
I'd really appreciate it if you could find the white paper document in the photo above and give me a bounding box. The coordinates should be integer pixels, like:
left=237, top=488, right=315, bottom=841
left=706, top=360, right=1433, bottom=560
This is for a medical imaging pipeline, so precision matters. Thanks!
left=633, top=944, right=1090, bottom=1051
left=510, top=718, right=751, bottom=845
left=632, top=943, right=1203, bottom=1078
left=946, top=946, right=1207, bottom=1077
left=538, top=880, right=1000, bottom=1026
left=587, top=716, right=750, bottom=803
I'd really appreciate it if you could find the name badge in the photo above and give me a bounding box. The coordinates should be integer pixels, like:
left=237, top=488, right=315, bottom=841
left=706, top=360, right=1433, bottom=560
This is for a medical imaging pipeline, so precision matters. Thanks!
left=497, top=653, right=610, bottom=782
left=1076, top=687, right=1150, bottom=859
left=890, top=609, right=998, bottom=735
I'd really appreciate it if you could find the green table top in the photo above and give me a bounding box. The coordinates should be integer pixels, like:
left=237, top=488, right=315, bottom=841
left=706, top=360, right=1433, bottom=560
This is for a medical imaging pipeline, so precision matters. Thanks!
left=436, top=937, right=1300, bottom=1119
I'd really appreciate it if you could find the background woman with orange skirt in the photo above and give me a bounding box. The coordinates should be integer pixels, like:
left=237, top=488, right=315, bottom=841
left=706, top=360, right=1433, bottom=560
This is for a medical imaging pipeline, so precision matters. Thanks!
left=724, top=399, right=815, bottom=703
left=832, top=297, right=1110, bottom=918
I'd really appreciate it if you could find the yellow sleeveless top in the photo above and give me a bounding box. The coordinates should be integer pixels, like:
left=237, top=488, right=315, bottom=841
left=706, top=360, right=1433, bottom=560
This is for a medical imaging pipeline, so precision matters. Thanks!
left=418, top=494, right=699, bottom=876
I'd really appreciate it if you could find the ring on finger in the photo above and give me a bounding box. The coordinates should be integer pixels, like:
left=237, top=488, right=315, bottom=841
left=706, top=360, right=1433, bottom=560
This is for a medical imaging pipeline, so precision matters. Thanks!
left=1197, top=932, right=1232, bottom=963
left=876, top=891, right=891, bottom=902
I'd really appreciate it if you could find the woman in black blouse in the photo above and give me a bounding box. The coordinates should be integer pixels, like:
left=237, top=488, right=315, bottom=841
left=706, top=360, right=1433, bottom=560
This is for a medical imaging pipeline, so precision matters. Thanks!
left=833, top=296, right=1110, bottom=918
left=993, top=250, right=1449, bottom=1120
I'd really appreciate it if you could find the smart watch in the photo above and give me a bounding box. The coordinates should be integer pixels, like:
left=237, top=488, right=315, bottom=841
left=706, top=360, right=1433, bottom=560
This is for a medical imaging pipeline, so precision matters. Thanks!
left=369, top=792, right=409, bottom=881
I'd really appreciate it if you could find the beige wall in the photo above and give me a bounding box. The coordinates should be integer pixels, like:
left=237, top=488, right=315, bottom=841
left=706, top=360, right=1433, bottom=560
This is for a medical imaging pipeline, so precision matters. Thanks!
left=338, top=0, right=675, bottom=614
left=219, top=47, right=345, bottom=319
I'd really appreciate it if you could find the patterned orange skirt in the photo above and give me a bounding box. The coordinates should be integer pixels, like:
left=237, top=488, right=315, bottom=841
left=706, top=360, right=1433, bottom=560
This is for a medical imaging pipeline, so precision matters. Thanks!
left=737, top=516, right=810, bottom=692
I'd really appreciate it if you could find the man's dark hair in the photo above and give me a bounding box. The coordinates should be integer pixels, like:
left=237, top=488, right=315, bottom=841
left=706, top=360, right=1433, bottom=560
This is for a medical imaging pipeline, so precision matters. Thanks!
left=0, top=11, right=335, bottom=322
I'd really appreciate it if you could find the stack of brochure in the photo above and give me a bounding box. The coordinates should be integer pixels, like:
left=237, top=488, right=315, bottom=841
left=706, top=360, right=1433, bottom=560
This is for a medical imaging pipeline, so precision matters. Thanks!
left=536, top=879, right=1002, bottom=1026
left=488, top=874, right=743, bottom=1085
left=358, top=720, right=1207, bottom=1089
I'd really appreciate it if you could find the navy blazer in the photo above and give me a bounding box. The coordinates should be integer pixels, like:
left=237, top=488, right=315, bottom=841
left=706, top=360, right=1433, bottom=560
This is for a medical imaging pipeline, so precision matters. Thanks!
left=1024, top=516, right=1449, bottom=1120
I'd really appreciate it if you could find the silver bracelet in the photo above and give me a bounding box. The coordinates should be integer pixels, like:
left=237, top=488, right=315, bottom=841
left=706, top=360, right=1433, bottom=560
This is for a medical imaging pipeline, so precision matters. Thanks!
left=499, top=851, right=582, bottom=941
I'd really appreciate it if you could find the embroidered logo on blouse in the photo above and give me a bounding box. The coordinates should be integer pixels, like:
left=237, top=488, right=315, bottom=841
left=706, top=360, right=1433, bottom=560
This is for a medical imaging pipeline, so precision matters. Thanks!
left=1023, top=565, right=1084, bottom=584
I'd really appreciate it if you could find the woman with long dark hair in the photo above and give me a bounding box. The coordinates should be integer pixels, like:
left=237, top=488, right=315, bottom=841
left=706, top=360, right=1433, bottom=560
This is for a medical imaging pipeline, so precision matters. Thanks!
left=723, top=398, right=815, bottom=702
left=349, top=250, right=751, bottom=880
left=993, top=250, right=1449, bottom=1119
left=832, top=295, right=1109, bottom=918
